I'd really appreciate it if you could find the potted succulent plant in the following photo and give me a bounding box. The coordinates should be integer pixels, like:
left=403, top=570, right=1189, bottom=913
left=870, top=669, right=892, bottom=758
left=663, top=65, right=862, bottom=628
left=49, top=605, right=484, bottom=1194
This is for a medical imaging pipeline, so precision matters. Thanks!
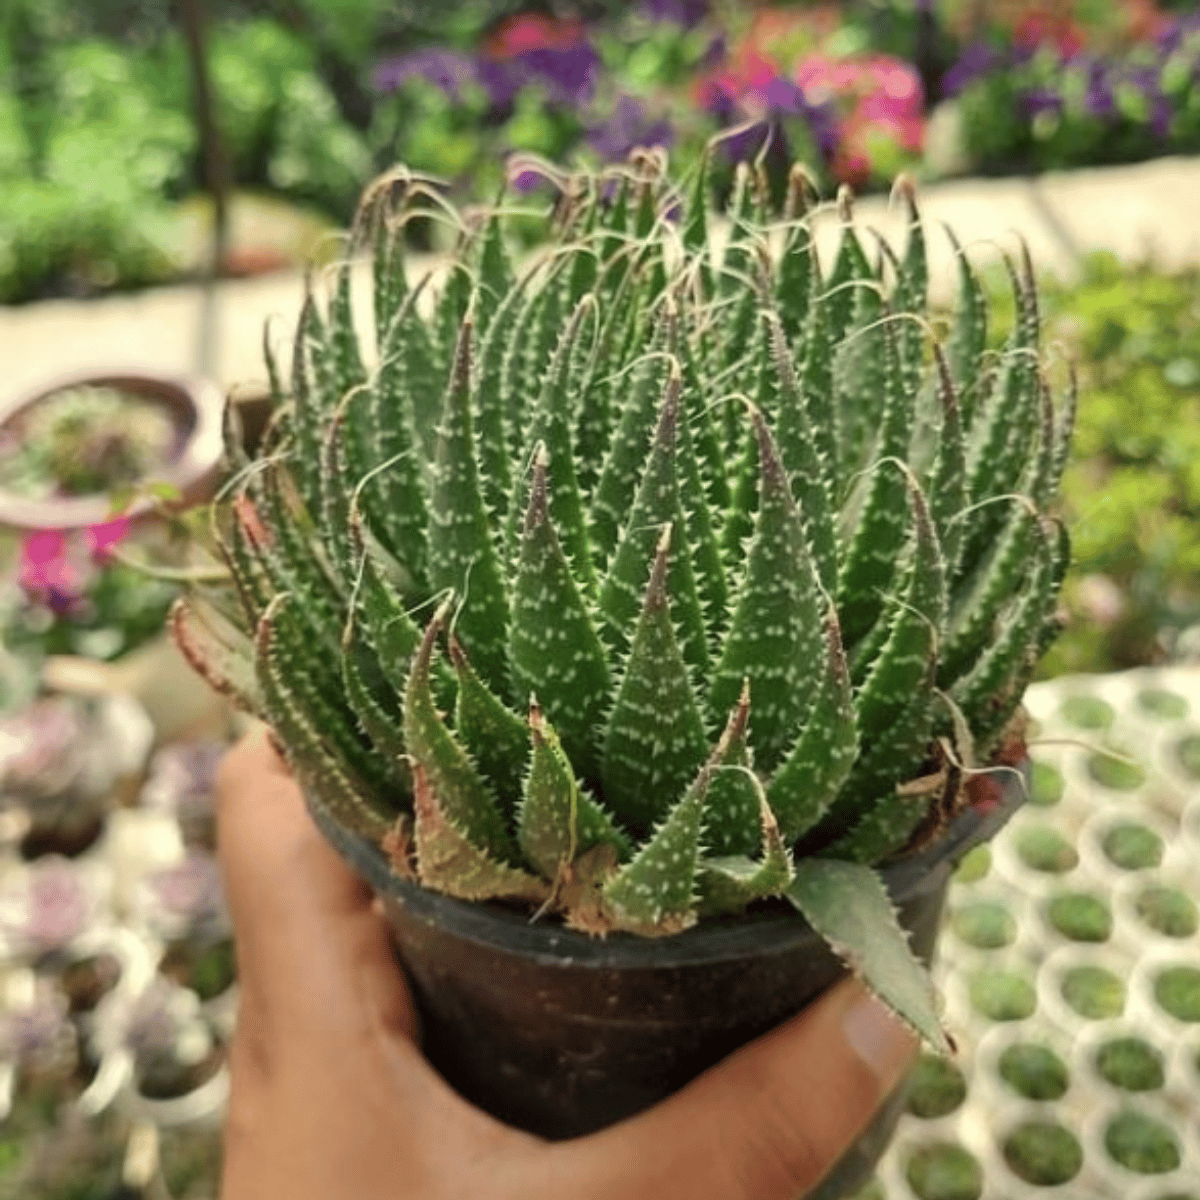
left=0, top=370, right=224, bottom=533
left=173, top=151, right=1071, bottom=1173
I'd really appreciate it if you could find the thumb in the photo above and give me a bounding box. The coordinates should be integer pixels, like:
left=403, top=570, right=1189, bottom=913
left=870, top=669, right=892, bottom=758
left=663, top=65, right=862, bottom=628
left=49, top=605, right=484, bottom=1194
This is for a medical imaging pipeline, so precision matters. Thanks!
left=567, top=976, right=918, bottom=1200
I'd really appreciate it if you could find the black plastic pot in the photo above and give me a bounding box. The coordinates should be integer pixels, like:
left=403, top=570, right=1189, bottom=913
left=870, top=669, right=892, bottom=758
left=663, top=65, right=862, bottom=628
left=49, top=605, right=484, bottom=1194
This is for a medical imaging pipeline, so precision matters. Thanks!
left=308, top=767, right=1026, bottom=1186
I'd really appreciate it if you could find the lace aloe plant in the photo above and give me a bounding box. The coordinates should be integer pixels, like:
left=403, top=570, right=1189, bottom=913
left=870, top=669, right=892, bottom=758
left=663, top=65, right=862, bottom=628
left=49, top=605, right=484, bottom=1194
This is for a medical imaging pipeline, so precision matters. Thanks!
left=174, top=153, right=1072, bottom=1046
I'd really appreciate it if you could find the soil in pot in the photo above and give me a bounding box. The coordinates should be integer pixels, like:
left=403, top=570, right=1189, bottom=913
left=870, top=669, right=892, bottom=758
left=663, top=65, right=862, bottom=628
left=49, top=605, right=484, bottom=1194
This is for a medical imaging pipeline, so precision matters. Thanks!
left=136, top=1040, right=226, bottom=1102
left=997, top=1042, right=1070, bottom=1101
left=1002, top=1120, right=1082, bottom=1186
left=42, top=952, right=121, bottom=1015
left=1104, top=1110, right=1181, bottom=1174
left=158, top=938, right=236, bottom=1002
left=1094, top=1036, right=1164, bottom=1092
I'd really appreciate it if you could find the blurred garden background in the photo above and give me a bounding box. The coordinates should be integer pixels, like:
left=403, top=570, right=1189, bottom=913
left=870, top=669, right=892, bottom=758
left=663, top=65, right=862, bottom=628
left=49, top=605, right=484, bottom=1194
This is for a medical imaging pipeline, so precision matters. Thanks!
left=3, top=1, right=1200, bottom=1197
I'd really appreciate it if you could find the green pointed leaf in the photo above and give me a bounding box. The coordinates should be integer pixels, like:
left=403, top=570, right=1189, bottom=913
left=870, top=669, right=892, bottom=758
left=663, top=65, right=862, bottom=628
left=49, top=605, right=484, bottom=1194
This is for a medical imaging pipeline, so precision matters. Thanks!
left=473, top=210, right=514, bottom=337
left=784, top=859, right=948, bottom=1051
left=602, top=757, right=710, bottom=936
left=601, top=525, right=710, bottom=838
left=698, top=781, right=793, bottom=917
left=370, top=211, right=407, bottom=353
left=255, top=595, right=397, bottom=843
left=710, top=409, right=825, bottom=772
left=703, top=683, right=760, bottom=857
left=427, top=312, right=512, bottom=693
left=169, top=596, right=262, bottom=716
left=767, top=311, right=838, bottom=592
left=589, top=305, right=678, bottom=563
left=474, top=273, right=532, bottom=520
left=775, top=163, right=816, bottom=342
left=837, top=320, right=917, bottom=648
left=412, top=762, right=549, bottom=903
left=598, top=364, right=709, bottom=673
left=403, top=604, right=518, bottom=864
left=766, top=612, right=858, bottom=843
left=518, top=703, right=630, bottom=882
left=926, top=344, right=968, bottom=579
left=359, top=280, right=430, bottom=591
left=510, top=296, right=598, bottom=592
left=451, top=636, right=529, bottom=819
left=509, top=448, right=611, bottom=783
left=943, top=225, right=988, bottom=428
left=855, top=476, right=946, bottom=745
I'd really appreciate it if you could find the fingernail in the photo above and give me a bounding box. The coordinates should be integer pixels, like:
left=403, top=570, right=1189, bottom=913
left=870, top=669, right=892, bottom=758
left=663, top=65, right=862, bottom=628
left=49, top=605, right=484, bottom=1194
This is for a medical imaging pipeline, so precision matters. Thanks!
left=841, top=989, right=917, bottom=1085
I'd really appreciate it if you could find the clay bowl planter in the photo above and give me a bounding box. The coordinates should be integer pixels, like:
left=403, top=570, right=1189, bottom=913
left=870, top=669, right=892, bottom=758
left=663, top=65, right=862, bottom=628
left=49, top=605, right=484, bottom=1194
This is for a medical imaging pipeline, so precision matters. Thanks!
left=307, top=765, right=1028, bottom=1182
left=0, top=369, right=224, bottom=532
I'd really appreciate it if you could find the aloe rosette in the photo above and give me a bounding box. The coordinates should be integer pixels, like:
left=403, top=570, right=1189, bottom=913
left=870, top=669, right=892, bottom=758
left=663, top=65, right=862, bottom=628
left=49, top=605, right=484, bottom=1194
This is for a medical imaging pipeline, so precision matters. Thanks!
left=174, top=153, right=1072, bottom=1044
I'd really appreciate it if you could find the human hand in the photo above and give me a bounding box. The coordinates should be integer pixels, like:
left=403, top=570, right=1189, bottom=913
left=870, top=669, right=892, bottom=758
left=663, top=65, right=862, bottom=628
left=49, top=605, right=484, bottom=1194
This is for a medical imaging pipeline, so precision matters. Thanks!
left=216, top=725, right=917, bottom=1200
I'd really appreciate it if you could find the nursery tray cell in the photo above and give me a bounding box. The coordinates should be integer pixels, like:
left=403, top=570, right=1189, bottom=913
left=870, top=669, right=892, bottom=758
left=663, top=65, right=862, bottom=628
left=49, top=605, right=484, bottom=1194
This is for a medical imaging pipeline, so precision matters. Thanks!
left=1002, top=1120, right=1083, bottom=1186
left=1093, top=1036, right=1164, bottom=1092
left=1016, top=824, right=1078, bottom=873
left=1134, top=885, right=1199, bottom=938
left=969, top=968, right=1037, bottom=1021
left=1103, top=822, right=1164, bottom=869
left=998, top=1042, right=1070, bottom=1100
left=904, top=1142, right=982, bottom=1200
left=1061, top=964, right=1126, bottom=1019
left=1104, top=1110, right=1181, bottom=1174
left=904, top=1055, right=967, bottom=1119
left=1153, top=965, right=1200, bottom=1022
left=1029, top=761, right=1065, bottom=807
left=950, top=901, right=1017, bottom=949
left=1047, top=892, right=1112, bottom=942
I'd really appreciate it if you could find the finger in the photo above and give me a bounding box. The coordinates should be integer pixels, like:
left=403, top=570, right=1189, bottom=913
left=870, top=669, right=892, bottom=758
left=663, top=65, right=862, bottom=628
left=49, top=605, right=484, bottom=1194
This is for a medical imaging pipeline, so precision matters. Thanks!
left=215, top=725, right=420, bottom=1042
left=562, top=977, right=917, bottom=1200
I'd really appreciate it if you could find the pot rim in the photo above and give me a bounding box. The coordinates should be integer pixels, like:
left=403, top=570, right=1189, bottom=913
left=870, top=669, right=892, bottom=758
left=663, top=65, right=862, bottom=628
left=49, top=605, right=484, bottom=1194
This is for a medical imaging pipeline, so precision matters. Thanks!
left=0, top=368, right=225, bottom=530
left=307, top=761, right=1029, bottom=969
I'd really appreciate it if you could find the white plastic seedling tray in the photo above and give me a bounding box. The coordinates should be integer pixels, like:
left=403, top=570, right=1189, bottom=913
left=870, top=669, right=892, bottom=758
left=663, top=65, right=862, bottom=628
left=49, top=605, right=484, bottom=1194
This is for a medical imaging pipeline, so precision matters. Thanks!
left=857, top=668, right=1200, bottom=1200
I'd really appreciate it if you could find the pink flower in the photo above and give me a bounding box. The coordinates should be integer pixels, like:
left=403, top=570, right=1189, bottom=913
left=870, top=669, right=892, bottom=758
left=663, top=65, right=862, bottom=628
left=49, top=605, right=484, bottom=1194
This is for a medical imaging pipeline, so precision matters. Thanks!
left=18, top=529, right=85, bottom=612
left=85, top=515, right=132, bottom=562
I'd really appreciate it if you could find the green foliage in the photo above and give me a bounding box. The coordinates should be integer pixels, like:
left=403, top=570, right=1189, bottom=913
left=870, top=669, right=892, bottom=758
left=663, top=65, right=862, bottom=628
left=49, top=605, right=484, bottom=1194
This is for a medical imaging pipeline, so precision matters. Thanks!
left=178, top=152, right=1067, bottom=1031
left=983, top=254, right=1200, bottom=674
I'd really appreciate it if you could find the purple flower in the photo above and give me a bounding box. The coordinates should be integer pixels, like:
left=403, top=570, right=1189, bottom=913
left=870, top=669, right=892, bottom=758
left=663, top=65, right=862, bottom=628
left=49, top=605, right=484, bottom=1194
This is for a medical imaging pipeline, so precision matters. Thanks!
left=942, top=43, right=1005, bottom=98
left=371, top=49, right=478, bottom=101
left=639, top=0, right=709, bottom=27
left=516, top=43, right=601, bottom=106
left=1020, top=86, right=1064, bottom=118
left=585, top=95, right=674, bottom=163
left=1084, top=60, right=1116, bottom=120
left=475, top=58, right=520, bottom=110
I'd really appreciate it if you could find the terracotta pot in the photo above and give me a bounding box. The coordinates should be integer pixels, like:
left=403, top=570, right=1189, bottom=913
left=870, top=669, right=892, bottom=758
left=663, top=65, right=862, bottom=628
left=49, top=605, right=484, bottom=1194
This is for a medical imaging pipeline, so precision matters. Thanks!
left=0, top=369, right=225, bottom=531
left=307, top=764, right=1028, bottom=1181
